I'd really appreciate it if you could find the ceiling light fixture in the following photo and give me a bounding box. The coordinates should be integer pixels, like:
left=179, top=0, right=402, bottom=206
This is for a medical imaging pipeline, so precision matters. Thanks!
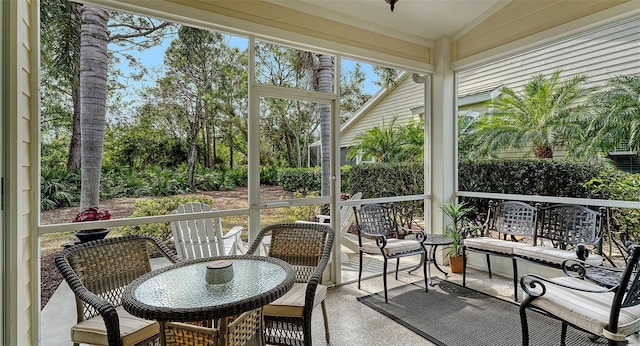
left=385, top=0, right=398, bottom=12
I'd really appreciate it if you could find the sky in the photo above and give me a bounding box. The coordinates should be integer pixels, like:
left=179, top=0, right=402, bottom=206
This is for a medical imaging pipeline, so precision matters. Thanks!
left=109, top=32, right=382, bottom=114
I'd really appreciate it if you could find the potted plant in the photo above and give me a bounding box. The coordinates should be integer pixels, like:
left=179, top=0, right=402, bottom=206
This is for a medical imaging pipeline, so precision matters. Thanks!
left=72, top=207, right=112, bottom=243
left=440, top=202, right=474, bottom=273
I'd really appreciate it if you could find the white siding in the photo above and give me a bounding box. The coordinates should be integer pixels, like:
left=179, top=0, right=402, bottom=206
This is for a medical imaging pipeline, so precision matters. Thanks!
left=341, top=74, right=425, bottom=147
left=5, top=0, right=38, bottom=344
left=459, top=17, right=640, bottom=96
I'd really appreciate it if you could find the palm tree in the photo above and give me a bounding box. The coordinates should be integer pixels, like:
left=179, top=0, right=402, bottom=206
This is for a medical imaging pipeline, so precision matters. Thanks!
left=467, top=70, right=590, bottom=159
left=587, top=74, right=640, bottom=154
left=317, top=55, right=333, bottom=196
left=347, top=117, right=413, bottom=163
left=79, top=5, right=109, bottom=209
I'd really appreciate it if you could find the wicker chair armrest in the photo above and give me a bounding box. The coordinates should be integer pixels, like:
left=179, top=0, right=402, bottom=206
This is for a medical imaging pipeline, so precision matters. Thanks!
left=520, top=273, right=617, bottom=299
left=223, top=225, right=244, bottom=239
left=304, top=228, right=335, bottom=310
left=144, top=235, right=181, bottom=263
left=62, top=272, right=122, bottom=345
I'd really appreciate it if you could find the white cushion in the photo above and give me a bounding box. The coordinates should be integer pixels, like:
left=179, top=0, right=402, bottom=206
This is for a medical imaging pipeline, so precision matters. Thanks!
left=529, top=276, right=640, bottom=339
left=71, top=305, right=158, bottom=346
left=514, top=246, right=603, bottom=266
left=264, top=283, right=327, bottom=318
left=463, top=237, right=530, bottom=254
left=362, top=238, right=422, bottom=256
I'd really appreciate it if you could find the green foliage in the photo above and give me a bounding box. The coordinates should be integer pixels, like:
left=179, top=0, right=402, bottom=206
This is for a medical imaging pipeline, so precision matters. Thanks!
left=40, top=168, right=80, bottom=211
left=585, top=169, right=640, bottom=240
left=440, top=202, right=474, bottom=256
left=458, top=159, right=602, bottom=216
left=282, top=192, right=322, bottom=223
left=347, top=117, right=423, bottom=163
left=260, top=166, right=280, bottom=185
left=587, top=74, right=640, bottom=154
left=464, top=70, right=591, bottom=159
left=347, top=162, right=424, bottom=227
left=278, top=167, right=322, bottom=194
left=121, top=195, right=214, bottom=241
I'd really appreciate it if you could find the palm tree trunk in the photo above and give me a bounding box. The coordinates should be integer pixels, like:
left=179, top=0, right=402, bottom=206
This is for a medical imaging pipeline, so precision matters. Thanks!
left=318, top=55, right=333, bottom=197
left=67, top=84, right=81, bottom=172
left=79, top=5, right=109, bottom=209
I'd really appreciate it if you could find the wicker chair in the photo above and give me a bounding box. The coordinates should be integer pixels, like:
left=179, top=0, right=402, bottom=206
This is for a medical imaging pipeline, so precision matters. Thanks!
left=246, top=223, right=335, bottom=346
left=520, top=243, right=640, bottom=346
left=354, top=203, right=427, bottom=303
left=161, top=307, right=264, bottom=346
left=55, top=235, right=180, bottom=346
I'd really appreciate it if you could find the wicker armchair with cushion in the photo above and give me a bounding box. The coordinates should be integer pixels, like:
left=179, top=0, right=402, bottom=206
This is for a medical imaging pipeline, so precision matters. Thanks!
left=520, top=243, right=640, bottom=346
left=55, top=235, right=180, bottom=346
left=354, top=203, right=427, bottom=303
left=161, top=307, right=263, bottom=346
left=246, top=223, right=335, bottom=346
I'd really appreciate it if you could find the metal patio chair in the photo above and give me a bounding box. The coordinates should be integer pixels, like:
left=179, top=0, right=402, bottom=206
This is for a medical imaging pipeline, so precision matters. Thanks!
left=520, top=242, right=640, bottom=346
left=354, top=203, right=427, bottom=303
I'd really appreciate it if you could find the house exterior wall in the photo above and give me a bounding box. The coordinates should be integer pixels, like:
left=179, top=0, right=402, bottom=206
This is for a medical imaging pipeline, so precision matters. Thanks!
left=457, top=17, right=639, bottom=160
left=4, top=0, right=38, bottom=345
left=458, top=17, right=640, bottom=96
left=340, top=74, right=425, bottom=148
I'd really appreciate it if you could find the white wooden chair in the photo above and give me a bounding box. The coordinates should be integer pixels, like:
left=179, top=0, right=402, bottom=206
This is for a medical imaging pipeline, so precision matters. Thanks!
left=171, top=202, right=245, bottom=259
left=296, top=192, right=362, bottom=263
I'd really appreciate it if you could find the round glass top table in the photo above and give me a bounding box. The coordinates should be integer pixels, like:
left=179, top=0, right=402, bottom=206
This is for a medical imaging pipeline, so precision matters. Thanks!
left=122, top=255, right=295, bottom=322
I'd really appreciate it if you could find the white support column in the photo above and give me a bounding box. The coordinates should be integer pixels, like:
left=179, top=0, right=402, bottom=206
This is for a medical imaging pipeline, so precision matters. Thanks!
left=430, top=36, right=456, bottom=236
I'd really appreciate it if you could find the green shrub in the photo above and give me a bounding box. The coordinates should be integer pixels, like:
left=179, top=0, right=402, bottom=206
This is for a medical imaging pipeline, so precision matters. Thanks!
left=585, top=169, right=640, bottom=241
left=40, top=168, right=79, bottom=210
left=121, top=195, right=214, bottom=241
left=458, top=159, right=602, bottom=217
left=278, top=167, right=322, bottom=193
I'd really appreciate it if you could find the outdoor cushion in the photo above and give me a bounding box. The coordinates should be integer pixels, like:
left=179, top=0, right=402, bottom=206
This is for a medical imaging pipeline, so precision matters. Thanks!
left=529, top=276, right=640, bottom=339
left=71, top=305, right=158, bottom=345
left=263, top=283, right=327, bottom=318
left=463, top=237, right=530, bottom=254
left=514, top=246, right=603, bottom=266
left=362, top=238, right=422, bottom=256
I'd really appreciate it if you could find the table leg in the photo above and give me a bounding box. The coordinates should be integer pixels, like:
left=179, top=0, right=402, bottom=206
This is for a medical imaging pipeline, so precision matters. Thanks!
left=431, top=245, right=449, bottom=277
left=426, top=246, right=433, bottom=286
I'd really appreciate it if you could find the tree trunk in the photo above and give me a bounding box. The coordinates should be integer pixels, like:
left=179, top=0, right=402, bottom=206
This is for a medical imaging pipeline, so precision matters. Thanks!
left=187, top=126, right=199, bottom=189
left=67, top=84, right=81, bottom=172
left=317, top=55, right=333, bottom=197
left=535, top=146, right=554, bottom=159
left=79, top=5, right=109, bottom=209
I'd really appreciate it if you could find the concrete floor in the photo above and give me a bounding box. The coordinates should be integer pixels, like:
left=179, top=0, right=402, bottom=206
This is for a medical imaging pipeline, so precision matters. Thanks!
left=41, top=253, right=640, bottom=346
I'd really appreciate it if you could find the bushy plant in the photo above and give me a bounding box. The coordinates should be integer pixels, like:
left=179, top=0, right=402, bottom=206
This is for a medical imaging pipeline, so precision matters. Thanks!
left=40, top=168, right=79, bottom=210
left=121, top=195, right=214, bottom=241
left=278, top=167, right=322, bottom=194
left=585, top=169, right=640, bottom=241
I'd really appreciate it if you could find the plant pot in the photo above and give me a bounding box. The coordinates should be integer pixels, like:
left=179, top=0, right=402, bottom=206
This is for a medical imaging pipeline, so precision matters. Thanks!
left=75, top=229, right=110, bottom=243
left=449, top=255, right=465, bottom=274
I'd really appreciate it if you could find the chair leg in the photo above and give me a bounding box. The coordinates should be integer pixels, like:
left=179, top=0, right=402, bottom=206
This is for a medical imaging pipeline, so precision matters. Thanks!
left=383, top=258, right=389, bottom=303
left=519, top=299, right=531, bottom=346
left=423, top=252, right=428, bottom=292
left=358, top=251, right=363, bottom=289
left=321, top=301, right=330, bottom=343
left=560, top=322, right=567, bottom=346
left=486, top=254, right=492, bottom=278
left=512, top=258, right=519, bottom=302
left=395, top=258, right=400, bottom=280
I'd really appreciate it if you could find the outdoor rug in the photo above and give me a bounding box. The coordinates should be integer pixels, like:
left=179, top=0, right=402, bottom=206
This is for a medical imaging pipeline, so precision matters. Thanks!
left=357, top=280, right=605, bottom=346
